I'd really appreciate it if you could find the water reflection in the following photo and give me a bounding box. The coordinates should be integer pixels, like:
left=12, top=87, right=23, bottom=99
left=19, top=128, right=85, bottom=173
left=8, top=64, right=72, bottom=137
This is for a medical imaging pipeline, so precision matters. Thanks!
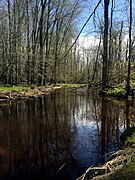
left=0, top=88, right=135, bottom=180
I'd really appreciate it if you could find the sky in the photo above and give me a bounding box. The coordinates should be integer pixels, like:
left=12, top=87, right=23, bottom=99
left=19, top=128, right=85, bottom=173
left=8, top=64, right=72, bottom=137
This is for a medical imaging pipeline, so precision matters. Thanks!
left=77, top=0, right=135, bottom=48
left=1, top=0, right=134, bottom=49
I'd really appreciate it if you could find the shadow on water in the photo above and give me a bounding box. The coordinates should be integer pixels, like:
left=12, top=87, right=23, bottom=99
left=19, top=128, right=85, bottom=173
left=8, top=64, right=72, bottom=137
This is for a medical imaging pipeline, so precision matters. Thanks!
left=0, top=88, right=135, bottom=180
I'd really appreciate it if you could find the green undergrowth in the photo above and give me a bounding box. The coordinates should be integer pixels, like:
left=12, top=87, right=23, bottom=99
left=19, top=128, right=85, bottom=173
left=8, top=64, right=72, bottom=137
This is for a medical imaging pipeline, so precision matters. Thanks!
left=59, top=83, right=87, bottom=88
left=99, top=81, right=135, bottom=99
left=107, top=87, right=126, bottom=96
left=99, top=87, right=126, bottom=98
left=124, top=128, right=135, bottom=147
left=0, top=84, right=87, bottom=93
left=0, top=86, right=31, bottom=92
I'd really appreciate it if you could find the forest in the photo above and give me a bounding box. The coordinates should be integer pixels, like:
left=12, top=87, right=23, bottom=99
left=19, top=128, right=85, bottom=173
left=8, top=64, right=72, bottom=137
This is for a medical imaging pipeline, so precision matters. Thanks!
left=0, top=0, right=134, bottom=94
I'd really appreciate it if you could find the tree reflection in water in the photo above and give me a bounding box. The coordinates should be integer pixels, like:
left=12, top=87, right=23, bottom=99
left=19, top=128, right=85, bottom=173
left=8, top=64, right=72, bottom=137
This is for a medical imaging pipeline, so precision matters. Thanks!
left=0, top=88, right=134, bottom=180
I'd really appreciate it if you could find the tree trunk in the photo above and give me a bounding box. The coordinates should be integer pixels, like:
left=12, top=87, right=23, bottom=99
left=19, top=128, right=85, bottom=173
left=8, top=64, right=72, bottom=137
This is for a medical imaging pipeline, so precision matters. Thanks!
left=7, top=0, right=13, bottom=85
left=108, top=0, right=113, bottom=83
left=102, top=0, right=109, bottom=88
left=126, top=0, right=132, bottom=96
left=118, top=21, right=123, bottom=83
left=26, top=0, right=30, bottom=84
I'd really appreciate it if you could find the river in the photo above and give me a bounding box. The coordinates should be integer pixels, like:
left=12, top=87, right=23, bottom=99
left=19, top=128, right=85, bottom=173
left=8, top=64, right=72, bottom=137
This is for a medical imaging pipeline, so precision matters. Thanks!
left=0, top=88, right=134, bottom=180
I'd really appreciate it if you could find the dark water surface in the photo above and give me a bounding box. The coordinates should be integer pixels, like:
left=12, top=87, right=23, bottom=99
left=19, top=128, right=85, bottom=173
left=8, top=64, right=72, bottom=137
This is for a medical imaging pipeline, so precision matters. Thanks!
left=0, top=88, right=135, bottom=180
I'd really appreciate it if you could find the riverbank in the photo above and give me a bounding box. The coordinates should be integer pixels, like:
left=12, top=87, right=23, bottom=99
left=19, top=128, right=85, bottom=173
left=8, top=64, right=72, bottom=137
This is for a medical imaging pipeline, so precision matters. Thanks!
left=99, top=87, right=127, bottom=98
left=99, top=83, right=135, bottom=99
left=0, top=84, right=87, bottom=102
left=77, top=127, right=135, bottom=180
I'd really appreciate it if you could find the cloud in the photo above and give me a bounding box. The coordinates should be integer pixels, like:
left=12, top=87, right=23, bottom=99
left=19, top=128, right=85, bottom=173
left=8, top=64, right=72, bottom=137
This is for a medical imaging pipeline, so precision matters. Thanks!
left=78, top=35, right=101, bottom=49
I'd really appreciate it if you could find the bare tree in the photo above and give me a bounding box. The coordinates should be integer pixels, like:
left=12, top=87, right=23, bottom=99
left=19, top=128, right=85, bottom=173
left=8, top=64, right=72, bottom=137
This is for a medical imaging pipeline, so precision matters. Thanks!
left=126, top=0, right=132, bottom=96
left=102, top=0, right=109, bottom=88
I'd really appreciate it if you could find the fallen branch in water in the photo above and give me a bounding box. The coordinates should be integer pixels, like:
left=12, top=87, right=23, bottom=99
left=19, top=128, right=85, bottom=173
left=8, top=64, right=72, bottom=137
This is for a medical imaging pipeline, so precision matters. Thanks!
left=56, top=163, right=66, bottom=173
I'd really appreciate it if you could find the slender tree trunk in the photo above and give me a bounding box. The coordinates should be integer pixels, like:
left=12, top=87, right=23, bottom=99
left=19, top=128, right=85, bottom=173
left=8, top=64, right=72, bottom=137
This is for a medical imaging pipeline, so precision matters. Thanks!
left=102, top=0, right=109, bottom=88
left=38, top=0, right=46, bottom=85
left=31, top=0, right=39, bottom=84
left=53, top=1, right=60, bottom=84
left=118, top=21, right=123, bottom=83
left=44, top=0, right=51, bottom=85
left=91, top=35, right=101, bottom=84
left=13, top=0, right=18, bottom=85
left=8, top=0, right=13, bottom=85
left=126, top=0, right=132, bottom=96
left=26, top=0, right=30, bottom=84
left=108, top=0, right=113, bottom=82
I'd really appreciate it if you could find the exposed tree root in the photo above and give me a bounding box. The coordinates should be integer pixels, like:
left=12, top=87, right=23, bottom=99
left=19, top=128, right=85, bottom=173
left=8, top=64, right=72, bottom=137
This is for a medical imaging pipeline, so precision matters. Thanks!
left=77, top=148, right=135, bottom=180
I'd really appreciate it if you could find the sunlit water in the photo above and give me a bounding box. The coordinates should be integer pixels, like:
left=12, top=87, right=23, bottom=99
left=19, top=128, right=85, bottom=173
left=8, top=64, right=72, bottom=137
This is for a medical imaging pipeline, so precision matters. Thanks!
left=0, top=88, right=135, bottom=180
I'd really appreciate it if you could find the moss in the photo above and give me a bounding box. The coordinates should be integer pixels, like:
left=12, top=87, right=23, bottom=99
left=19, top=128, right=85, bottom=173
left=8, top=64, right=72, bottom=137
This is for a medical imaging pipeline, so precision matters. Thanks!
left=120, top=127, right=135, bottom=147
left=106, top=155, right=135, bottom=180
left=83, top=128, right=135, bottom=180
left=106, top=129, right=135, bottom=180
left=125, top=156, right=135, bottom=169
left=93, top=149, right=135, bottom=180
left=106, top=167, right=135, bottom=180
left=125, top=131, right=135, bottom=147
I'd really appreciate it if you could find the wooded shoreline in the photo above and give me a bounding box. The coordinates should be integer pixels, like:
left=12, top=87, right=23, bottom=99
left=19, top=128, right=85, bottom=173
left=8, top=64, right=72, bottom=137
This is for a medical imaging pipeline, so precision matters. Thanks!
left=0, top=86, right=61, bottom=102
left=0, top=84, right=87, bottom=102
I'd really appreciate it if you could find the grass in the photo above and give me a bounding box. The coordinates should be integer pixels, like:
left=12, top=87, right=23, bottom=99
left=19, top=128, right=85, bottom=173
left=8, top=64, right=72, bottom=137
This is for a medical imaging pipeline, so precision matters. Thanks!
left=59, top=83, right=87, bottom=88
left=0, top=86, right=31, bottom=92
left=0, top=84, right=87, bottom=93
left=107, top=87, right=126, bottom=96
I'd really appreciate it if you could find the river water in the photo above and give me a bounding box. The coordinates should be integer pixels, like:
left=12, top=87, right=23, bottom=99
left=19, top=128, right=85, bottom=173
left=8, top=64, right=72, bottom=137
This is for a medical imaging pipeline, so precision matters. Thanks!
left=0, top=88, right=134, bottom=180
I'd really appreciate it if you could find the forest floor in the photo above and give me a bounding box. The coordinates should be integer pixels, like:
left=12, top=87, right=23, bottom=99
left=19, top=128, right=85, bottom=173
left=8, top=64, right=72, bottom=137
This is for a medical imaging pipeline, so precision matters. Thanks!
left=77, top=127, right=135, bottom=180
left=0, top=84, right=87, bottom=102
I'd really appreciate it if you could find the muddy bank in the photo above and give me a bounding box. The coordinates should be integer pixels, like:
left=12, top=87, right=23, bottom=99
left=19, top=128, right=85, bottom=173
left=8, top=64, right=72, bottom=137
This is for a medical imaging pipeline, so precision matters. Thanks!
left=0, top=86, right=62, bottom=102
left=0, top=84, right=87, bottom=102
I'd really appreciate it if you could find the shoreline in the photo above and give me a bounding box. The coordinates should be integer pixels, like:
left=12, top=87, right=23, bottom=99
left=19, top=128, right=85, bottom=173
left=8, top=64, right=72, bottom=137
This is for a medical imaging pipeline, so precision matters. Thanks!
left=0, top=86, right=62, bottom=102
left=0, top=84, right=87, bottom=102
left=99, top=86, right=135, bottom=100
left=77, top=127, right=135, bottom=180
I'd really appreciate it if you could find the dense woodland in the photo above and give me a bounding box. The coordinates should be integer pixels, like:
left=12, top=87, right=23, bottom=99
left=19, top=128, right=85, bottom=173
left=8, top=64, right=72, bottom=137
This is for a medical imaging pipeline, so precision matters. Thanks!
left=0, top=0, right=134, bottom=92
